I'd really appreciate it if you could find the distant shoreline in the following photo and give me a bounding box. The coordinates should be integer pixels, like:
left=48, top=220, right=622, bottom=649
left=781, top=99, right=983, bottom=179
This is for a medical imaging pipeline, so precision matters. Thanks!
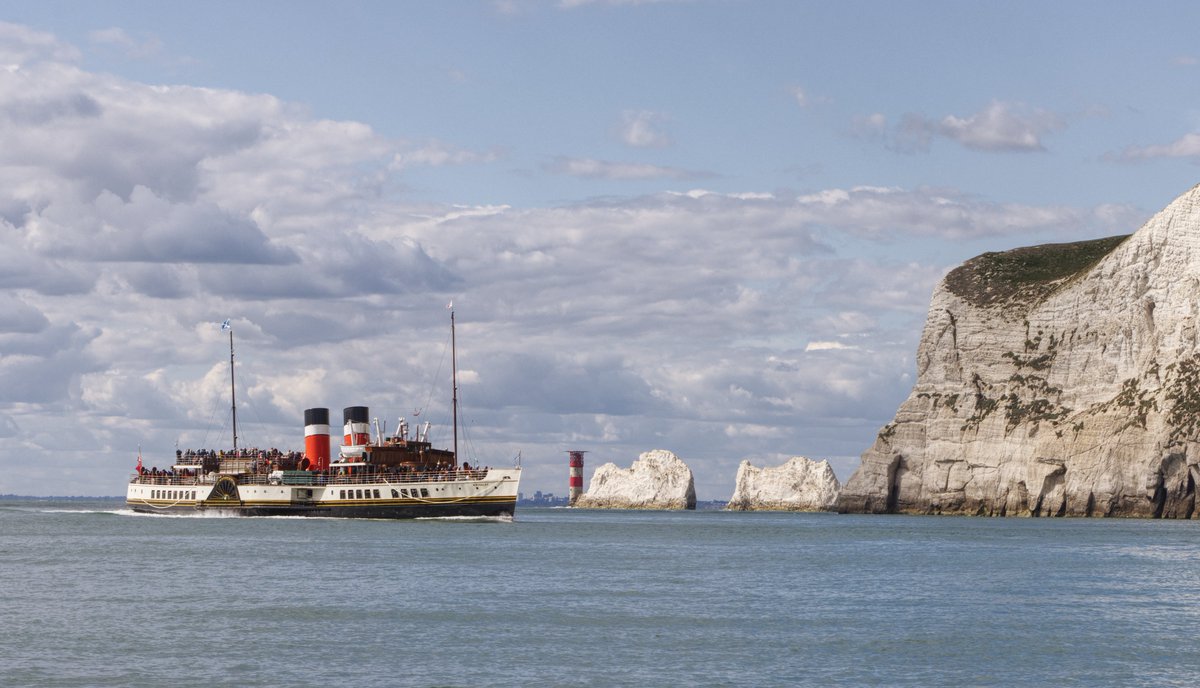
left=1, top=494, right=123, bottom=500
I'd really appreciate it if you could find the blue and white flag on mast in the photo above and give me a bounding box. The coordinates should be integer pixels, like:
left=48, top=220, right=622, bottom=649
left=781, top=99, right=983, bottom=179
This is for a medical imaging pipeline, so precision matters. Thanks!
left=221, top=319, right=231, bottom=331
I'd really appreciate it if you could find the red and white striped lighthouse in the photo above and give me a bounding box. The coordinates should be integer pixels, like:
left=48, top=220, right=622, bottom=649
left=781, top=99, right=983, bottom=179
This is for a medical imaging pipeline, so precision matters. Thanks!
left=568, top=450, right=586, bottom=505
left=303, top=407, right=331, bottom=471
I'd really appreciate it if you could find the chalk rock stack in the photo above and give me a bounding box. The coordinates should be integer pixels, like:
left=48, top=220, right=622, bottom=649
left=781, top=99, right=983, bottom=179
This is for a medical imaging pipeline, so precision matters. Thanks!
left=727, top=456, right=841, bottom=511
left=839, top=183, right=1200, bottom=518
left=574, top=449, right=697, bottom=510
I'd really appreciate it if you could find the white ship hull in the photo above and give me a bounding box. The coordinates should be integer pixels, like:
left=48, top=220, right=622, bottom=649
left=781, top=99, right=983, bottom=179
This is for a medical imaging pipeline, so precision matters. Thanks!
left=127, top=468, right=520, bottom=519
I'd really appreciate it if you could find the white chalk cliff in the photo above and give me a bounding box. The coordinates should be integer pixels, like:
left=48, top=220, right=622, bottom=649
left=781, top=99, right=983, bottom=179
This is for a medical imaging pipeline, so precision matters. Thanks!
left=727, top=456, right=841, bottom=511
left=839, top=184, right=1200, bottom=518
left=574, top=449, right=697, bottom=510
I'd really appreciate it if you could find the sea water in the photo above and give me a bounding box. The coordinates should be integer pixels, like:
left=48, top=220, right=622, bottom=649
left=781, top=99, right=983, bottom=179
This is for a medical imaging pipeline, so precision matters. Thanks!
left=1, top=499, right=1198, bottom=687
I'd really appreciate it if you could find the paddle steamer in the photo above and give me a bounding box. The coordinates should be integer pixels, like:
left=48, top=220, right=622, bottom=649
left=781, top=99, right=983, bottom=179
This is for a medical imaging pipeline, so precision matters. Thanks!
left=126, top=310, right=520, bottom=518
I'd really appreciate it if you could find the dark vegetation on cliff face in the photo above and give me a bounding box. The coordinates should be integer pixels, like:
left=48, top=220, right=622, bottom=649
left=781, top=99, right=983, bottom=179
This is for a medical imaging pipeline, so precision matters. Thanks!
left=1166, top=356, right=1200, bottom=444
left=944, top=234, right=1131, bottom=308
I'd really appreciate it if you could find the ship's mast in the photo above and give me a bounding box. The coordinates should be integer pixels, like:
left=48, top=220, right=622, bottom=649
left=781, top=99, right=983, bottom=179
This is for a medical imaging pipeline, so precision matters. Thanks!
left=229, top=328, right=239, bottom=453
left=451, top=306, right=458, bottom=464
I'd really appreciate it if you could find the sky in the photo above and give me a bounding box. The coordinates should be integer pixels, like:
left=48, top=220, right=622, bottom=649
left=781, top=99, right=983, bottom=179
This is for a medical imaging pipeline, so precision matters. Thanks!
left=3, top=1, right=1200, bottom=498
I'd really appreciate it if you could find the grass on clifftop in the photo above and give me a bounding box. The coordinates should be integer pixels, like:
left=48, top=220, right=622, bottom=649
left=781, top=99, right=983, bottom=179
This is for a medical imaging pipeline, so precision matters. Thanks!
left=944, top=234, right=1130, bottom=309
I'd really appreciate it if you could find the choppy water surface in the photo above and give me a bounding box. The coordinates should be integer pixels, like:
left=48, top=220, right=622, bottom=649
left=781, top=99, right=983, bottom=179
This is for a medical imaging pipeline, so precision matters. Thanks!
left=2, top=500, right=1198, bottom=686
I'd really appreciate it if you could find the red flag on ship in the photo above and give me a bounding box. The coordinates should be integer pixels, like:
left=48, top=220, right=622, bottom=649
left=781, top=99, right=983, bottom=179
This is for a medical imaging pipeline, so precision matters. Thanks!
left=136, top=448, right=144, bottom=474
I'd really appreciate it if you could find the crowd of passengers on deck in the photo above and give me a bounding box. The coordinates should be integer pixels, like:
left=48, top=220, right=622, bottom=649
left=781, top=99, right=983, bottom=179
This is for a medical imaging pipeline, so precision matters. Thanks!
left=135, top=452, right=489, bottom=485
left=175, top=447, right=300, bottom=463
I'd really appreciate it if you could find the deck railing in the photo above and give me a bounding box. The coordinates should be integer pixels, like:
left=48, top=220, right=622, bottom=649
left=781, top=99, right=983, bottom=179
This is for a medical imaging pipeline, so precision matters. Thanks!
left=130, top=469, right=492, bottom=487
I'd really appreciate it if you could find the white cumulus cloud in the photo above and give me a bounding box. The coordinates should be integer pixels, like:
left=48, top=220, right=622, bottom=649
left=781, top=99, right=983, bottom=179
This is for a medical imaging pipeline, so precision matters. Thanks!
left=619, top=110, right=672, bottom=148
left=545, top=156, right=705, bottom=180
left=1111, top=133, right=1200, bottom=161
left=865, top=101, right=1065, bottom=153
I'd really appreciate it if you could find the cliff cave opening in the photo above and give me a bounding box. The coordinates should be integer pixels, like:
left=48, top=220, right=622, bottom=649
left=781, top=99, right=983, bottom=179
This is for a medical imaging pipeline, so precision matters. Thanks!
left=1188, top=473, right=1196, bottom=520
left=885, top=455, right=905, bottom=513
left=1152, top=455, right=1196, bottom=519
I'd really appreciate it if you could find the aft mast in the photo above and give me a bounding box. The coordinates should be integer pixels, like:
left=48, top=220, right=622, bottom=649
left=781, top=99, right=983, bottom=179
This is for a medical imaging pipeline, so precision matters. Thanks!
left=450, top=304, right=458, bottom=464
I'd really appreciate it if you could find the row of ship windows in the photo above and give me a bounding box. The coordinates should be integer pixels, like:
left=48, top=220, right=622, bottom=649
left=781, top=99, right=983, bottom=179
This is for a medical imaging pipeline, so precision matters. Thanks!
left=339, top=488, right=430, bottom=500
left=147, top=487, right=433, bottom=501
left=152, top=490, right=195, bottom=500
